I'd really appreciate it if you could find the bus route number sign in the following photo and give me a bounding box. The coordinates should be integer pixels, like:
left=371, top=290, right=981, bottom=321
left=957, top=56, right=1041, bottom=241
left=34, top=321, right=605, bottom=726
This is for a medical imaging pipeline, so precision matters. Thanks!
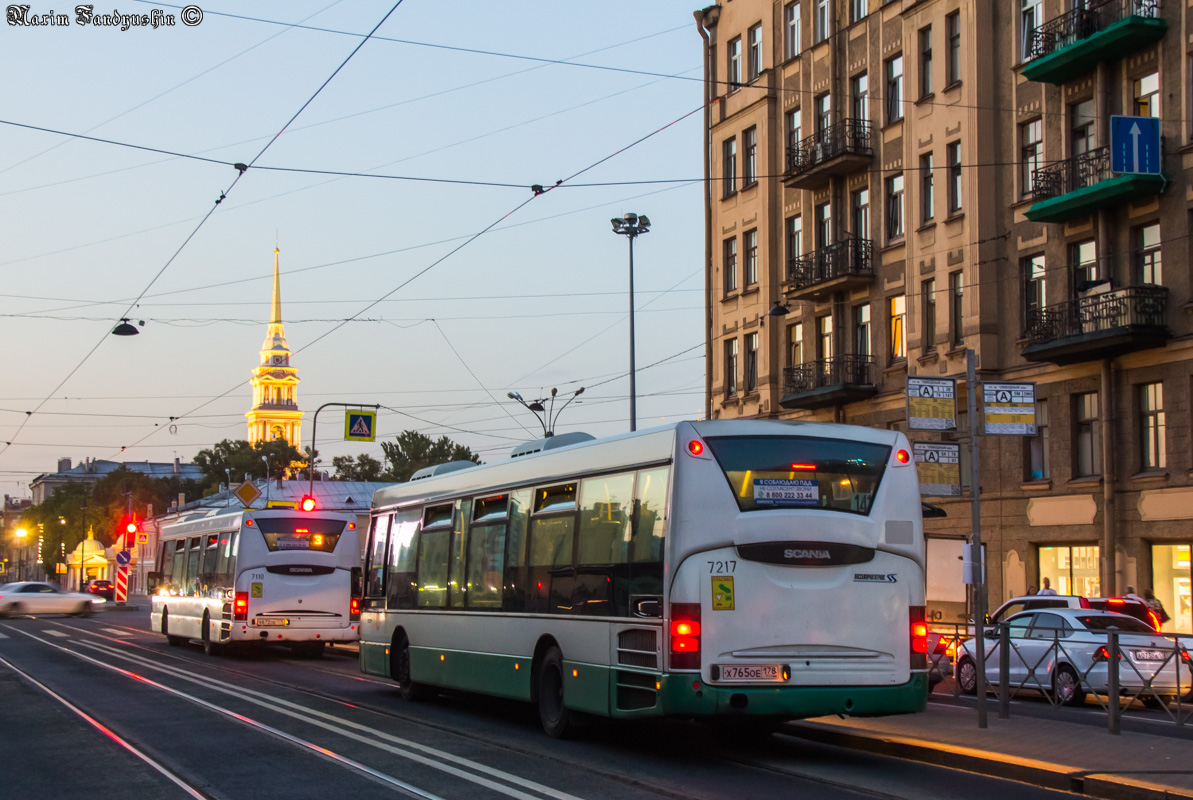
left=906, top=377, right=957, bottom=431
left=982, top=382, right=1037, bottom=435
left=753, top=478, right=816, bottom=506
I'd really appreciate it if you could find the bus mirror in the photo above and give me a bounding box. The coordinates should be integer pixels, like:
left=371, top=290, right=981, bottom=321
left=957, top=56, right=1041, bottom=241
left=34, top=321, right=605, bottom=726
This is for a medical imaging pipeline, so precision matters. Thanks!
left=350, top=567, right=363, bottom=597
left=632, top=595, right=662, bottom=618
left=147, top=572, right=162, bottom=593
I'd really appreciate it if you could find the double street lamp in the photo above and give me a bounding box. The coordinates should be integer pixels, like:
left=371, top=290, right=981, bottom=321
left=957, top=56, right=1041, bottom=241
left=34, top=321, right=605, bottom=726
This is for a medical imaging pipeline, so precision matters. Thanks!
left=508, top=388, right=585, bottom=438
left=610, top=212, right=650, bottom=432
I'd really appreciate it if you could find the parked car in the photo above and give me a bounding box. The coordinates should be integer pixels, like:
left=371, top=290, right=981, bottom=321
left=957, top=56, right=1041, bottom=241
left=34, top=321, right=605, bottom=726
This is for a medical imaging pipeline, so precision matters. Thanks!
left=85, top=579, right=115, bottom=601
left=927, top=630, right=957, bottom=690
left=955, top=608, right=1192, bottom=706
left=0, top=581, right=101, bottom=617
left=987, top=595, right=1089, bottom=626
left=1088, top=597, right=1161, bottom=631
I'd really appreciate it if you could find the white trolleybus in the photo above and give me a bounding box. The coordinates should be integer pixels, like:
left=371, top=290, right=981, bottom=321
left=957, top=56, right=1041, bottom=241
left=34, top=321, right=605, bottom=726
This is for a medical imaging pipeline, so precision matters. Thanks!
left=149, top=506, right=362, bottom=657
left=359, top=419, right=928, bottom=736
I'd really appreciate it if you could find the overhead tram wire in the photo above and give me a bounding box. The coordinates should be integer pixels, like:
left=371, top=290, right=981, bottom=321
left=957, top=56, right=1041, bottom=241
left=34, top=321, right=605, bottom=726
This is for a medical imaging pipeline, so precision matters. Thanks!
left=102, top=108, right=702, bottom=461
left=0, top=0, right=406, bottom=462
left=431, top=320, right=537, bottom=439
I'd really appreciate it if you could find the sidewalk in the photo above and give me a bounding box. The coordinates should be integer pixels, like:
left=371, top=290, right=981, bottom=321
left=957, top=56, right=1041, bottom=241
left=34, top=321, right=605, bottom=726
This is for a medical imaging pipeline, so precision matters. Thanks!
left=788, top=701, right=1193, bottom=800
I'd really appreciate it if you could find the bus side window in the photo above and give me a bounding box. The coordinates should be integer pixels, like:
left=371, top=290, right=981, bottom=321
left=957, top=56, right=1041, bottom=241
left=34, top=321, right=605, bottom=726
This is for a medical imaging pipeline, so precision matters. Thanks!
left=365, top=514, right=392, bottom=599
left=416, top=527, right=449, bottom=609
left=575, top=472, right=635, bottom=616
left=200, top=534, right=220, bottom=596
left=159, top=542, right=175, bottom=592
left=170, top=540, right=187, bottom=592
left=620, top=466, right=669, bottom=609
left=503, top=489, right=531, bottom=613
left=185, top=537, right=202, bottom=597
left=386, top=509, right=419, bottom=609
left=449, top=499, right=470, bottom=609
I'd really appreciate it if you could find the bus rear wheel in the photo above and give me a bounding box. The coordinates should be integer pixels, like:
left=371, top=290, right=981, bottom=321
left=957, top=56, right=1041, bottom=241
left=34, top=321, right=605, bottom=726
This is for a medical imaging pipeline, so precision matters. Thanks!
left=537, top=646, right=572, bottom=739
left=394, top=633, right=430, bottom=702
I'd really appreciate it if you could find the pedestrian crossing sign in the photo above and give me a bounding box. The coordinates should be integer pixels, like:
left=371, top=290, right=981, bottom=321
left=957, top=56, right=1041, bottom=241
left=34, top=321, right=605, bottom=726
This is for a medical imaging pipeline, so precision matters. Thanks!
left=345, top=410, right=377, bottom=442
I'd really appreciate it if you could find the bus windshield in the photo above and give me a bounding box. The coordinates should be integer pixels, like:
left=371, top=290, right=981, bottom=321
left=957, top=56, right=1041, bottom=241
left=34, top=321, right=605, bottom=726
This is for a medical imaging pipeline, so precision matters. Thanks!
left=703, top=435, right=891, bottom=515
left=254, top=517, right=346, bottom=553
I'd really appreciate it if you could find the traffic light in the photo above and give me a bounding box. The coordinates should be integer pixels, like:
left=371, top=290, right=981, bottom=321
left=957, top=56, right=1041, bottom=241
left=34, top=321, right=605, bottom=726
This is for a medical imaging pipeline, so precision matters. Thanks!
left=299, top=496, right=316, bottom=512
left=125, top=521, right=137, bottom=535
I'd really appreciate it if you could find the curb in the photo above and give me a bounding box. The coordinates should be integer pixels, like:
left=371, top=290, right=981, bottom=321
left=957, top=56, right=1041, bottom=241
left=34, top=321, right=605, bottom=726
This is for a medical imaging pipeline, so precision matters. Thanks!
left=784, top=721, right=1193, bottom=800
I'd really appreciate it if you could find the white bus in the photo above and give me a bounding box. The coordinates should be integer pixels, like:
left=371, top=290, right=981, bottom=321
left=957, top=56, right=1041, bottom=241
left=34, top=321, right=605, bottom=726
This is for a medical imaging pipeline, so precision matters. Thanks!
left=149, top=507, right=362, bottom=657
left=360, top=419, right=928, bottom=736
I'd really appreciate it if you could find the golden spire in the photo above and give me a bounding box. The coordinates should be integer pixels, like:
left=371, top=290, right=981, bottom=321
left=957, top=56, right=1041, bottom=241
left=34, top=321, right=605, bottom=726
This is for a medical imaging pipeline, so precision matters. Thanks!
left=271, top=246, right=282, bottom=325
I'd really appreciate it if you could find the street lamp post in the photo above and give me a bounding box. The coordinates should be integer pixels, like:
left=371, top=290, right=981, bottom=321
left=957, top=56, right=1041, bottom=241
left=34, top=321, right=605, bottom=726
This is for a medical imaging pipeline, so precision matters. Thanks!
left=507, top=388, right=585, bottom=438
left=610, top=212, right=651, bottom=432
left=14, top=528, right=26, bottom=581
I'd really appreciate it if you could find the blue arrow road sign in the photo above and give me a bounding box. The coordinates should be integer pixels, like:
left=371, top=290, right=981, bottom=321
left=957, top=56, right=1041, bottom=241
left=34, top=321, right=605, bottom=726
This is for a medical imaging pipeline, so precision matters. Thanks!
left=1111, top=115, right=1161, bottom=175
left=116, top=550, right=131, bottom=566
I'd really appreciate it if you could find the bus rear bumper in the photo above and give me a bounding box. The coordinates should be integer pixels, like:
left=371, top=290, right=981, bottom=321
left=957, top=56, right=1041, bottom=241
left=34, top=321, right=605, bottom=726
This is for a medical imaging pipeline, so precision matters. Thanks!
left=652, top=672, right=928, bottom=719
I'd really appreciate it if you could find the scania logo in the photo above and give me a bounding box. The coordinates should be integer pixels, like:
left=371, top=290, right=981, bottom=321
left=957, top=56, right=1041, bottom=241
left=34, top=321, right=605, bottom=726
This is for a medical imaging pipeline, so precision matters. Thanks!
left=784, top=548, right=831, bottom=560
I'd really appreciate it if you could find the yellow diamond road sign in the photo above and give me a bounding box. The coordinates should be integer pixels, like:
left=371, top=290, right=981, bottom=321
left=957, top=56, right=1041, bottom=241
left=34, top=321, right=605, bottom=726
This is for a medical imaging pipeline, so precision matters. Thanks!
left=233, top=480, right=262, bottom=507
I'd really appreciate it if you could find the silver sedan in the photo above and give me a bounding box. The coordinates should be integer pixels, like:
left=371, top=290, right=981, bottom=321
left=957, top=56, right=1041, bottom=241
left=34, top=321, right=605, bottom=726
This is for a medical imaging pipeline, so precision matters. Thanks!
left=0, top=581, right=101, bottom=617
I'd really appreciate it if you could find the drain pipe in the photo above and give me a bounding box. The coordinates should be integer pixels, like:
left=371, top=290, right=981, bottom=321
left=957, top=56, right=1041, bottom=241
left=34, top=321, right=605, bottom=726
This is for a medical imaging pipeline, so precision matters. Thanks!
left=695, top=6, right=719, bottom=420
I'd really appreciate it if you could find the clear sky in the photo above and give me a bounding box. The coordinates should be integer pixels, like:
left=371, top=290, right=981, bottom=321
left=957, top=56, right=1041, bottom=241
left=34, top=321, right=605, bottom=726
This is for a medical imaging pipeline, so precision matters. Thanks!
left=0, top=0, right=707, bottom=493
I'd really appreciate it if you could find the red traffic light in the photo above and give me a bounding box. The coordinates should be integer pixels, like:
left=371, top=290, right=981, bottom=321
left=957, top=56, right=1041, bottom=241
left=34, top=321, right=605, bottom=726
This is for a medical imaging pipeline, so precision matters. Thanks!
left=125, top=522, right=137, bottom=534
left=299, top=496, right=316, bottom=512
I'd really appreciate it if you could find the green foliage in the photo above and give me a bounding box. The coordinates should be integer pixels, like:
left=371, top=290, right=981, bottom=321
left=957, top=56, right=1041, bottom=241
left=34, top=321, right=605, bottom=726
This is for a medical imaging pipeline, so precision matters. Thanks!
left=330, top=453, right=385, bottom=481
left=193, top=438, right=307, bottom=493
left=378, top=430, right=481, bottom=483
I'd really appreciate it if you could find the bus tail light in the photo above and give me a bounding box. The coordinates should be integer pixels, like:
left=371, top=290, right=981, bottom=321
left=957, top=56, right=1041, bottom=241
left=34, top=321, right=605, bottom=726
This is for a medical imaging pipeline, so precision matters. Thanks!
left=670, top=602, right=701, bottom=670
left=233, top=592, right=249, bottom=621
left=910, top=606, right=927, bottom=669
left=350, top=596, right=361, bottom=621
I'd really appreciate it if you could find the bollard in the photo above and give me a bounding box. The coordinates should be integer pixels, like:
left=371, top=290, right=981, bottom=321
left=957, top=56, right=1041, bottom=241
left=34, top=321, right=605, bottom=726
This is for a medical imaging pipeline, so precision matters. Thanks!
left=1107, top=630, right=1120, bottom=735
left=998, top=622, right=1010, bottom=718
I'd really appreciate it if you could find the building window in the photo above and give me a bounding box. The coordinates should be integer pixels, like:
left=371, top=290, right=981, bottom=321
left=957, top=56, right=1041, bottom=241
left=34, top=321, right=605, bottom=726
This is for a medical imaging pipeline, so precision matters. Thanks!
left=1021, top=119, right=1042, bottom=196
left=785, top=2, right=801, bottom=59
left=788, top=322, right=803, bottom=367
left=787, top=108, right=802, bottom=150
left=886, top=173, right=904, bottom=241
left=1140, top=382, right=1166, bottom=470
left=815, top=202, right=832, bottom=249
left=814, top=0, right=830, bottom=44
left=743, top=126, right=757, bottom=186
left=918, top=26, right=932, bottom=98
left=922, top=278, right=937, bottom=353
left=728, top=36, right=742, bottom=88
left=725, top=339, right=738, bottom=397
left=1040, top=545, right=1100, bottom=598
left=748, top=24, right=763, bottom=82
left=1071, top=99, right=1095, bottom=156
left=1021, top=0, right=1042, bottom=62
left=1025, top=398, right=1050, bottom=480
left=945, top=12, right=961, bottom=86
left=947, top=141, right=962, bottom=214
left=817, top=314, right=833, bottom=360
left=885, top=54, right=903, bottom=123
left=1070, top=239, right=1098, bottom=293
left=949, top=270, right=964, bottom=345
left=851, top=73, right=869, bottom=121
left=745, top=332, right=759, bottom=393
left=723, top=237, right=738, bottom=294
left=723, top=137, right=737, bottom=196
left=850, top=0, right=866, bottom=23
left=787, top=215, right=802, bottom=261
left=814, top=92, right=831, bottom=136
left=1136, top=223, right=1161, bottom=285
left=852, top=187, right=869, bottom=239
left=744, top=229, right=758, bottom=286
left=1074, top=392, right=1101, bottom=478
left=1021, top=254, right=1046, bottom=332
left=1135, top=71, right=1160, bottom=118
left=889, top=295, right=906, bottom=361
left=920, top=153, right=934, bottom=224
left=854, top=303, right=871, bottom=357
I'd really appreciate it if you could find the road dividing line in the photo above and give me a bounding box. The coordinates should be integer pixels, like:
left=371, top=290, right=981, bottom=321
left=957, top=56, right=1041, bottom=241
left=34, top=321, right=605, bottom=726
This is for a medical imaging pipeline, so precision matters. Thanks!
left=103, top=628, right=133, bottom=636
left=44, top=630, right=69, bottom=638
left=0, top=632, right=8, bottom=639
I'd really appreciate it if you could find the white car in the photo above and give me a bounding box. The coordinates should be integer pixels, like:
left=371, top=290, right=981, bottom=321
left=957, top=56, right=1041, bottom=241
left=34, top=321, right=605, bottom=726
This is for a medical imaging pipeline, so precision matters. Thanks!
left=0, top=581, right=101, bottom=617
left=956, top=608, right=1192, bottom=706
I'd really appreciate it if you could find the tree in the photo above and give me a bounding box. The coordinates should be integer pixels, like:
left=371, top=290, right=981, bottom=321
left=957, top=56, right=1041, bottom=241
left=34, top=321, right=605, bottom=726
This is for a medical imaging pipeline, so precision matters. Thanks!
left=331, top=453, right=385, bottom=481
left=378, top=431, right=482, bottom=482
left=193, top=439, right=308, bottom=494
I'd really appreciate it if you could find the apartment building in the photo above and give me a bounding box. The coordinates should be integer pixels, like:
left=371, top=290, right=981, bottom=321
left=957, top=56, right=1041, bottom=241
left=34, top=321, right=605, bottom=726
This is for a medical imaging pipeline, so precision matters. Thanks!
left=695, top=0, right=1193, bottom=630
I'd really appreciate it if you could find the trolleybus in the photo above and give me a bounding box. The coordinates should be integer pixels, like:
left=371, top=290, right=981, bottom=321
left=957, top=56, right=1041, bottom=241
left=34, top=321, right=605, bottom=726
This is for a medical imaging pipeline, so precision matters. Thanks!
left=360, top=419, right=928, bottom=736
left=149, top=506, right=362, bottom=656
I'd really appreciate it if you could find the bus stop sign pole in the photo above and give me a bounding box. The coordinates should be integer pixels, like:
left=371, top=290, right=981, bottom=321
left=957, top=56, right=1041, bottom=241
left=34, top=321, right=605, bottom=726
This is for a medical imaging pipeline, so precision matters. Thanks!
left=966, top=349, right=988, bottom=728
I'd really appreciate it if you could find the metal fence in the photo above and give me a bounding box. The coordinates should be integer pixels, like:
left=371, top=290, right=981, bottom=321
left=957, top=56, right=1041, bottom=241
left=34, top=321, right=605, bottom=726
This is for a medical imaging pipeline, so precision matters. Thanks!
left=782, top=354, right=875, bottom=395
left=787, top=237, right=874, bottom=290
left=1025, top=285, right=1168, bottom=344
left=785, top=118, right=872, bottom=176
left=1026, top=0, right=1161, bottom=62
left=1031, top=145, right=1112, bottom=201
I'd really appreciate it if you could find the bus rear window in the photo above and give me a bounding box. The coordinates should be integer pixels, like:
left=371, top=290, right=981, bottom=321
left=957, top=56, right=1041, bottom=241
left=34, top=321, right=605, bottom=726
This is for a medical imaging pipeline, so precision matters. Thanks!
left=703, top=435, right=891, bottom=515
left=254, top=517, right=346, bottom=553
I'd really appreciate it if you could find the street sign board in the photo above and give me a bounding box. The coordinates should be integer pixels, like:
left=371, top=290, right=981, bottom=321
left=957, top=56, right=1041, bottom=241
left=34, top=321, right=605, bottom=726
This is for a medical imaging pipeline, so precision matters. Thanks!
left=982, top=382, right=1037, bottom=435
left=232, top=480, right=262, bottom=507
left=116, top=550, right=131, bottom=566
left=906, top=377, right=957, bottom=430
left=136, top=532, right=149, bottom=545
left=912, top=441, right=962, bottom=496
left=1111, top=115, right=1161, bottom=175
left=345, top=410, right=377, bottom=442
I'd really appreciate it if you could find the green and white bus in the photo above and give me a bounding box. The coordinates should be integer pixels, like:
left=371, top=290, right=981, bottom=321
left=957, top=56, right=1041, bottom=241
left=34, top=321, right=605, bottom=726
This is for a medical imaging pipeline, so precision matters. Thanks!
left=360, top=419, right=928, bottom=736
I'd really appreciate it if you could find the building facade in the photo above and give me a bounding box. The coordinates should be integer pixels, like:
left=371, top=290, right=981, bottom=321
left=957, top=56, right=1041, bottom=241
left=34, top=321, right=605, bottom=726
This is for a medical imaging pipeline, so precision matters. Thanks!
left=246, top=247, right=303, bottom=447
left=697, top=0, right=1193, bottom=631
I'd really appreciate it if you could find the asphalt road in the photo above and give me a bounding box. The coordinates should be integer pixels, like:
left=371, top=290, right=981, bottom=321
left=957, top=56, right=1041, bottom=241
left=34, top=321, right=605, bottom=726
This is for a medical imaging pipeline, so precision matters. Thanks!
left=0, top=605, right=1083, bottom=800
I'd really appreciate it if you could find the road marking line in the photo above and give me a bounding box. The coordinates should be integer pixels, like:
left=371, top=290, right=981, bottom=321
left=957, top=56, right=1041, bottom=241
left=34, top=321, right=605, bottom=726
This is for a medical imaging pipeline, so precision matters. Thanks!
left=103, top=628, right=132, bottom=637
left=0, top=632, right=8, bottom=639
left=44, top=630, right=69, bottom=638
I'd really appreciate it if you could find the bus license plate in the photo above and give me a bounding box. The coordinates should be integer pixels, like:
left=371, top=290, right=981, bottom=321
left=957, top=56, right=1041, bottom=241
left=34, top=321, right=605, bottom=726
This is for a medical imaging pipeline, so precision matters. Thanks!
left=255, top=618, right=289, bottom=627
left=1132, top=649, right=1167, bottom=662
left=718, top=664, right=784, bottom=682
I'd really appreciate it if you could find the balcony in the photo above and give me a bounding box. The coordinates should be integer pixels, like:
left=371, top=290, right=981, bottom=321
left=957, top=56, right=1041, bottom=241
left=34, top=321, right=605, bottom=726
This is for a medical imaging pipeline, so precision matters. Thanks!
left=1026, top=146, right=1165, bottom=223
left=1022, top=0, right=1166, bottom=85
left=1021, top=285, right=1169, bottom=364
left=779, top=355, right=878, bottom=410
left=784, top=119, right=873, bottom=191
left=786, top=238, right=875, bottom=303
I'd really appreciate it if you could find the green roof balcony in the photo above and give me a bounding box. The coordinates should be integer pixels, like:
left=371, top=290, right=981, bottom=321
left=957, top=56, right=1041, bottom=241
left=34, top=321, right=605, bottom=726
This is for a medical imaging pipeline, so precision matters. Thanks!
left=1022, top=0, right=1167, bottom=85
left=1025, top=145, right=1165, bottom=223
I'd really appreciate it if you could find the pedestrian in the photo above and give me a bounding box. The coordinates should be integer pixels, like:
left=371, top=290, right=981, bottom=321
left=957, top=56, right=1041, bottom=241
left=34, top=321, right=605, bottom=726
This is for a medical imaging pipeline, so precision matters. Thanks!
left=1038, top=577, right=1057, bottom=596
left=1026, top=585, right=1038, bottom=596
left=1142, top=588, right=1170, bottom=627
left=1125, top=586, right=1145, bottom=603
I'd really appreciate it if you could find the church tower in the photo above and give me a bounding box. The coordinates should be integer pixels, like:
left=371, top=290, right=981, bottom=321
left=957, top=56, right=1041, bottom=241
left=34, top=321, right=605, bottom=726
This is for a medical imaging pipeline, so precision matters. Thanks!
left=246, top=247, right=303, bottom=447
